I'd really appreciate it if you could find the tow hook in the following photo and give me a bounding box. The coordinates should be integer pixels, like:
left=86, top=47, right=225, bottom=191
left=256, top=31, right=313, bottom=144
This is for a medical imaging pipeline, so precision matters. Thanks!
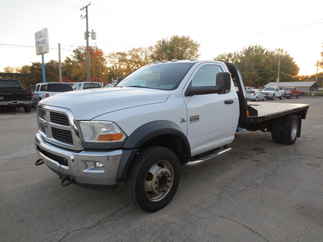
left=60, top=176, right=73, bottom=187
left=35, top=158, right=44, bottom=166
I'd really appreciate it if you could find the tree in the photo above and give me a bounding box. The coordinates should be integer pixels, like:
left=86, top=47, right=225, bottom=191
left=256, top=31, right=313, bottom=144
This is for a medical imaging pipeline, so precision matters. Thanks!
left=17, top=61, right=61, bottom=86
left=18, top=63, right=41, bottom=87
left=63, top=46, right=108, bottom=82
left=3, top=66, right=17, bottom=73
left=215, top=45, right=299, bottom=87
left=106, top=47, right=152, bottom=81
left=151, top=35, right=199, bottom=61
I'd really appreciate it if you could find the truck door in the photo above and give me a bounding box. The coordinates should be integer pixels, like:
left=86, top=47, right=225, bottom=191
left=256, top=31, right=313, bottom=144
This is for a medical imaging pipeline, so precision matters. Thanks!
left=184, top=64, right=239, bottom=156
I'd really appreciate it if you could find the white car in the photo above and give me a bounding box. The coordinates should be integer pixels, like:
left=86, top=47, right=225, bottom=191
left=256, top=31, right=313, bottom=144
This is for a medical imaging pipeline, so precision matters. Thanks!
left=246, top=89, right=266, bottom=101
left=33, top=82, right=73, bottom=104
left=261, top=87, right=282, bottom=100
left=278, top=87, right=286, bottom=98
left=72, top=82, right=102, bottom=91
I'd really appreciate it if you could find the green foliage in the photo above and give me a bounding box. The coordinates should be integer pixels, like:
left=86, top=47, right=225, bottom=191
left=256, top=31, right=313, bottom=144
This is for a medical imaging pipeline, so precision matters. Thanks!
left=13, top=38, right=305, bottom=89
left=18, top=61, right=60, bottom=87
left=63, top=47, right=108, bottom=82
left=106, top=48, right=152, bottom=80
left=298, top=72, right=323, bottom=87
left=151, top=36, right=199, bottom=61
left=215, top=45, right=299, bottom=87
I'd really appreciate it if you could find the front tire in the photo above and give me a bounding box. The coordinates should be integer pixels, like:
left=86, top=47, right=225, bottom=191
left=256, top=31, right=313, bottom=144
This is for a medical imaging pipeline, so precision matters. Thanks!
left=129, top=146, right=181, bottom=212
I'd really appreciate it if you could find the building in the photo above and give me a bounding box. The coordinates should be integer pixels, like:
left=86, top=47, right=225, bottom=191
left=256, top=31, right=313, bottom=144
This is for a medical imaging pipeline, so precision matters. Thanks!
left=265, top=81, right=319, bottom=94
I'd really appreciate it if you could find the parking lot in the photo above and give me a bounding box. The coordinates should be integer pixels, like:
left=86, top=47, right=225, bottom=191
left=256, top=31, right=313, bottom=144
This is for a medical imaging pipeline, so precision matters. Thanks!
left=1, top=97, right=323, bottom=242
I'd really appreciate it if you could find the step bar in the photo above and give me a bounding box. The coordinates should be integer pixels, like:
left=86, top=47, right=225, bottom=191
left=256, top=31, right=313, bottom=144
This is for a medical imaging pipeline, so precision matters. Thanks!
left=186, top=146, right=232, bottom=166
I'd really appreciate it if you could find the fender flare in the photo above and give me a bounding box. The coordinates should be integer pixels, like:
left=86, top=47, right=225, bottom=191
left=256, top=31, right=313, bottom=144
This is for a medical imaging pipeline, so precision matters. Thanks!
left=117, top=120, right=191, bottom=181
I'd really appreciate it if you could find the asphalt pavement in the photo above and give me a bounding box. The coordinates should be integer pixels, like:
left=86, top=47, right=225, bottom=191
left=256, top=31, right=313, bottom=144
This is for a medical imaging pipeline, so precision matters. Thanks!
left=1, top=97, right=323, bottom=242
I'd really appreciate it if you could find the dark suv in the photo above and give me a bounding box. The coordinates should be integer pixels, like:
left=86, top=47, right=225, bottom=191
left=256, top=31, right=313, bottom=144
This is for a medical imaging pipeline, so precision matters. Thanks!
left=0, top=79, right=32, bottom=112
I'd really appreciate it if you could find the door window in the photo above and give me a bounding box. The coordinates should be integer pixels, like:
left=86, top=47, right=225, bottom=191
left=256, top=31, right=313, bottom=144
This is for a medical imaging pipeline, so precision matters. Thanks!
left=191, top=64, right=222, bottom=88
left=40, top=84, right=47, bottom=91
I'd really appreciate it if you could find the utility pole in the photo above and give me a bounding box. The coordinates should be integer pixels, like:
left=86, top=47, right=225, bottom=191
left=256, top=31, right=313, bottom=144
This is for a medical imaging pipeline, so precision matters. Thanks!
left=315, top=61, right=319, bottom=81
left=276, top=50, right=281, bottom=84
left=81, top=3, right=91, bottom=82
left=58, top=43, right=63, bottom=82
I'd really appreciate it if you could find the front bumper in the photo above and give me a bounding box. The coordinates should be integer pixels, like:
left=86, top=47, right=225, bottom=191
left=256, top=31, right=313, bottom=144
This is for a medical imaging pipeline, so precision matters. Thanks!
left=35, top=132, right=122, bottom=185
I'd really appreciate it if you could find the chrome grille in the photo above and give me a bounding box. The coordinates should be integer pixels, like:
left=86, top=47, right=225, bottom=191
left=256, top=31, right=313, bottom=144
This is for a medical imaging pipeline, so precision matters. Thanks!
left=39, top=108, right=46, bottom=119
left=52, top=127, right=73, bottom=144
left=37, top=106, right=82, bottom=151
left=50, top=112, right=69, bottom=126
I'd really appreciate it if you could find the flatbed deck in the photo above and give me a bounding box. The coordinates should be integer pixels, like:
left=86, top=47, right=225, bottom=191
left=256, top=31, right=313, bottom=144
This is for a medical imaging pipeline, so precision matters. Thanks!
left=246, top=101, right=309, bottom=124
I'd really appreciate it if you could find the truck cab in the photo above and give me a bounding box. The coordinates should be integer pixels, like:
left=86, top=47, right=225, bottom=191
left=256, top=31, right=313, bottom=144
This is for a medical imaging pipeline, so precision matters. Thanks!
left=35, top=61, right=309, bottom=212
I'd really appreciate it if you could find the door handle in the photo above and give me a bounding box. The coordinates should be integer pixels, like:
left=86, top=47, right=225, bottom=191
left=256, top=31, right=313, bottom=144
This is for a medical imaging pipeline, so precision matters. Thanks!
left=224, top=99, right=234, bottom=104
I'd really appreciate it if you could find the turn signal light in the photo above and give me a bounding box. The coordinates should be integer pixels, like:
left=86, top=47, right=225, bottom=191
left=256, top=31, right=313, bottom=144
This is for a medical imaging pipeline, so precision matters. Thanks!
left=97, top=133, right=124, bottom=142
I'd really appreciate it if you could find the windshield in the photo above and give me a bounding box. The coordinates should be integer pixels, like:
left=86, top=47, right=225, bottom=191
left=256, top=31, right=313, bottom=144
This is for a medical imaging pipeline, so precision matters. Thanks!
left=0, top=80, right=21, bottom=88
left=42, top=83, right=73, bottom=92
left=84, top=83, right=101, bottom=89
left=117, top=62, right=194, bottom=90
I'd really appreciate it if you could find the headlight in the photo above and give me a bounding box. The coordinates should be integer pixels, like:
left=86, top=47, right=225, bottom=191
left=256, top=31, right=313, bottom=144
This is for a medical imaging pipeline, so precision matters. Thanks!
left=79, top=121, right=126, bottom=143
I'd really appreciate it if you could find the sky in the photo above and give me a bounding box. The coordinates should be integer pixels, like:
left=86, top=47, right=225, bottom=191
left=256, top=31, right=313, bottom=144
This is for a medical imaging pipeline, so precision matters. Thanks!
left=1, top=0, right=322, bottom=75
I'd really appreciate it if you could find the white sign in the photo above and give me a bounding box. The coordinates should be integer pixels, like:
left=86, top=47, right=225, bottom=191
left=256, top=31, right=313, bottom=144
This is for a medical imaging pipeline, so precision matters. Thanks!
left=35, top=28, right=49, bottom=55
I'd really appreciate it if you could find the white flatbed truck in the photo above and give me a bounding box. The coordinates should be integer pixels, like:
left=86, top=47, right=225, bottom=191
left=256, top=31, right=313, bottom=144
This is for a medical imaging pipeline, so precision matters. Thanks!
left=35, top=61, right=309, bottom=212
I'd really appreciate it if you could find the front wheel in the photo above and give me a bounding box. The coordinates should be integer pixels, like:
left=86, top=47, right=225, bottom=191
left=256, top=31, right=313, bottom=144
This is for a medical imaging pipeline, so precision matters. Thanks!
left=129, top=146, right=181, bottom=212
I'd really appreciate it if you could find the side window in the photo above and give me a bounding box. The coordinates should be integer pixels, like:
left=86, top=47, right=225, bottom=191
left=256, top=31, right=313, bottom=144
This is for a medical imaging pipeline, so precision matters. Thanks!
left=191, top=64, right=222, bottom=88
left=40, top=84, right=47, bottom=91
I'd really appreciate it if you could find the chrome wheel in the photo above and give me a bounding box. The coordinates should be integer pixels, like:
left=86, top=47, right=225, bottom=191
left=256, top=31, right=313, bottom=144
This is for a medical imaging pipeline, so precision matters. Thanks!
left=291, top=120, right=298, bottom=141
left=144, top=160, right=174, bottom=202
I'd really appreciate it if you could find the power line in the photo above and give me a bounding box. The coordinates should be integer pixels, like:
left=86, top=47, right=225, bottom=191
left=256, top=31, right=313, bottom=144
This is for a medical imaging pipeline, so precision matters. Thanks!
left=0, top=43, right=80, bottom=52
left=0, top=43, right=34, bottom=48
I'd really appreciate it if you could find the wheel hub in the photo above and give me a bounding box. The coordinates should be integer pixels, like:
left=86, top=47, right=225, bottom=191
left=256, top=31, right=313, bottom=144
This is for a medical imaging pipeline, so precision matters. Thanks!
left=144, top=161, right=174, bottom=202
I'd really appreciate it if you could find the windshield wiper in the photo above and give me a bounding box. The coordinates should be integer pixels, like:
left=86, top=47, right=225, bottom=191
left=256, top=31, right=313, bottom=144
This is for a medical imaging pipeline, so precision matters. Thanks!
left=125, top=85, right=150, bottom=89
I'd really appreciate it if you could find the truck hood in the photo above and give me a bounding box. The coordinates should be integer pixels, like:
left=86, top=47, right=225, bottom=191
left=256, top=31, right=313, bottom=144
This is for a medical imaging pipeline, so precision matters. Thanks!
left=40, top=87, right=170, bottom=120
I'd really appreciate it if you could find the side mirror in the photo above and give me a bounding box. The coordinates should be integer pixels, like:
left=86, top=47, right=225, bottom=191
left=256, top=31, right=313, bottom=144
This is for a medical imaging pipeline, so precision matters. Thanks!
left=216, top=72, right=231, bottom=94
left=185, top=71, right=232, bottom=96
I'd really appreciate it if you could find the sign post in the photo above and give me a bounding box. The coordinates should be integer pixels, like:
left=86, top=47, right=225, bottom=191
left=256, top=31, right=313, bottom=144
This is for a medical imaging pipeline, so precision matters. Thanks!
left=35, top=28, right=49, bottom=82
left=41, top=54, right=46, bottom=83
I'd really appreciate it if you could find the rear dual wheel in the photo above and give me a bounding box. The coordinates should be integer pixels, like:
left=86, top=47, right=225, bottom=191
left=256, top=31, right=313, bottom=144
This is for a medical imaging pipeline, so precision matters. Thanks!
left=271, top=115, right=299, bottom=145
left=129, top=146, right=181, bottom=212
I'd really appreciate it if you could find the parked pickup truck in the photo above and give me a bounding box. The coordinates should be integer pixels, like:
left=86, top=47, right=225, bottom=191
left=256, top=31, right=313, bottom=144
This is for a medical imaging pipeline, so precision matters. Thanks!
left=0, top=79, right=32, bottom=112
left=33, top=82, right=73, bottom=105
left=261, top=86, right=282, bottom=100
left=34, top=61, right=309, bottom=212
